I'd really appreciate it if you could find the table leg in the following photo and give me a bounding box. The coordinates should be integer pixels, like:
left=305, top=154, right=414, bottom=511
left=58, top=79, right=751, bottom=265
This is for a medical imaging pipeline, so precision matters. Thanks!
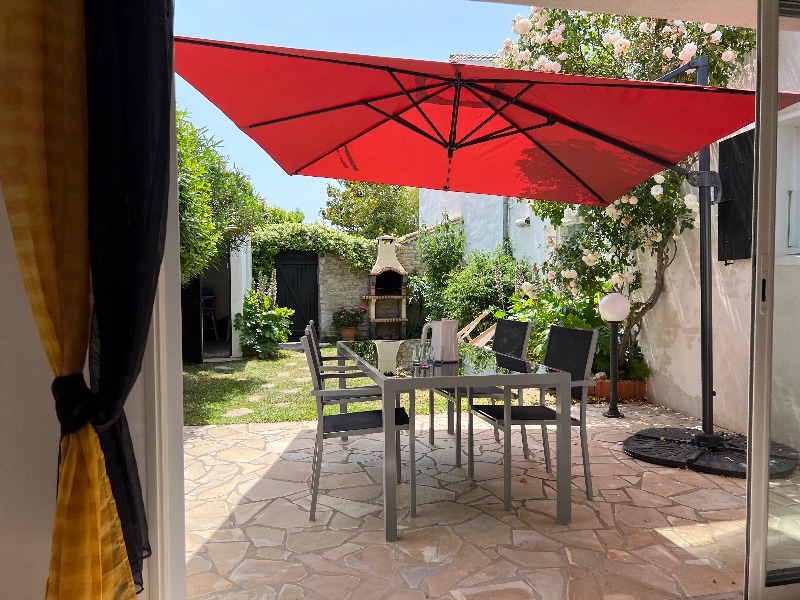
left=383, top=388, right=398, bottom=541
left=467, top=388, right=474, bottom=479
left=556, top=379, right=571, bottom=524
left=504, top=386, right=512, bottom=511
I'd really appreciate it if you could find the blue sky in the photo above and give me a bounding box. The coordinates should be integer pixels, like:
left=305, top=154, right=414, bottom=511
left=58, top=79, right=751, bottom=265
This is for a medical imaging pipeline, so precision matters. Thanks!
left=175, top=0, right=521, bottom=220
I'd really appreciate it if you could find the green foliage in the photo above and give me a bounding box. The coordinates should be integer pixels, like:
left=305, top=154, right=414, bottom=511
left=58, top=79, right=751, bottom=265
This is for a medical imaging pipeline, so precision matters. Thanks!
left=331, top=305, right=368, bottom=329
left=408, top=215, right=466, bottom=320
left=178, top=109, right=286, bottom=285
left=265, top=205, right=304, bottom=224
left=251, top=222, right=376, bottom=277
left=443, top=249, right=530, bottom=327
left=233, top=274, right=294, bottom=358
left=322, top=180, right=419, bottom=239
left=498, top=10, right=756, bottom=364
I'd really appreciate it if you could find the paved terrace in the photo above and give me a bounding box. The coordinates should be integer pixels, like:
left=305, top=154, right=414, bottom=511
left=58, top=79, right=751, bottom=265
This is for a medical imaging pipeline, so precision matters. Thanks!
left=184, top=402, right=746, bottom=600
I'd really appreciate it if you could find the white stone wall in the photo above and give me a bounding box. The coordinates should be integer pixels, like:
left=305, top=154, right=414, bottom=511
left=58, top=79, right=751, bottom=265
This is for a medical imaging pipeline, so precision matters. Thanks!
left=419, top=189, right=548, bottom=266
left=317, top=254, right=370, bottom=339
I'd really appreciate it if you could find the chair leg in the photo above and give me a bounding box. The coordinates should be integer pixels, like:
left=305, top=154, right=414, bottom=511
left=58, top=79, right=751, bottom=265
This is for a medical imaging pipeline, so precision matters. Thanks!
left=467, top=389, right=474, bottom=479
left=429, top=389, right=435, bottom=445
left=491, top=397, right=500, bottom=443
left=518, top=388, right=530, bottom=460
left=447, top=394, right=454, bottom=434
left=541, top=425, right=552, bottom=473
left=455, top=389, right=462, bottom=467
left=503, top=387, right=512, bottom=511
left=409, top=392, right=416, bottom=517
left=396, top=428, right=402, bottom=483
left=309, top=429, right=324, bottom=521
left=580, top=423, right=593, bottom=500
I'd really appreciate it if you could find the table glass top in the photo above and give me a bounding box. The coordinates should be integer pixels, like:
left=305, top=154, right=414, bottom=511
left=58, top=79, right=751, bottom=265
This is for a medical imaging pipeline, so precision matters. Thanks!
left=339, top=340, right=559, bottom=380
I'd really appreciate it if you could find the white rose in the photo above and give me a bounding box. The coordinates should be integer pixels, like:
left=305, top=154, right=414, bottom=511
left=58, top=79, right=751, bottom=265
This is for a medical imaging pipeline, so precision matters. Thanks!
left=662, top=25, right=673, bottom=35
left=558, top=52, right=569, bottom=61
left=536, top=18, right=547, bottom=30
left=651, top=232, right=663, bottom=242
left=602, top=32, right=613, bottom=44
left=548, top=30, right=564, bottom=46
left=702, top=23, right=717, bottom=33
left=520, top=49, right=531, bottom=62
left=662, top=46, right=674, bottom=60
left=721, top=49, right=737, bottom=62
left=547, top=271, right=555, bottom=282
left=628, top=196, right=638, bottom=205
left=519, top=19, right=532, bottom=35
left=504, top=38, right=513, bottom=49
left=653, top=173, right=665, bottom=184
left=620, top=195, right=629, bottom=203
left=614, top=38, right=631, bottom=56
left=609, top=273, right=626, bottom=286
left=684, top=193, right=700, bottom=211
left=551, top=61, right=562, bottom=73
left=678, top=42, right=697, bottom=64
left=650, top=184, right=664, bottom=198
left=610, top=32, right=620, bottom=44
left=621, top=217, right=630, bottom=226
left=710, top=31, right=722, bottom=43
left=638, top=22, right=649, bottom=34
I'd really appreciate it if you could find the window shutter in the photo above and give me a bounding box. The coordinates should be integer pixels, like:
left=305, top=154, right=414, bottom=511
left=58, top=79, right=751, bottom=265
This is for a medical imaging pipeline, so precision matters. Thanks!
left=718, top=129, right=755, bottom=262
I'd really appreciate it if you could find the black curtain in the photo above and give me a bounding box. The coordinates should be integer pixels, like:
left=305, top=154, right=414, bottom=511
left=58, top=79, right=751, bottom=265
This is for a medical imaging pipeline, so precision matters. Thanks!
left=84, top=0, right=174, bottom=591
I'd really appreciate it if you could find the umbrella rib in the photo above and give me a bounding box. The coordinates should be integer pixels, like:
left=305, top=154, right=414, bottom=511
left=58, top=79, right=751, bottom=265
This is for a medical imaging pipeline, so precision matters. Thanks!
left=247, top=82, right=449, bottom=130
left=459, top=121, right=555, bottom=149
left=387, top=70, right=449, bottom=144
left=468, top=90, right=607, bottom=203
left=456, top=83, right=535, bottom=147
left=363, top=103, right=447, bottom=148
left=469, top=81, right=687, bottom=174
left=291, top=118, right=391, bottom=174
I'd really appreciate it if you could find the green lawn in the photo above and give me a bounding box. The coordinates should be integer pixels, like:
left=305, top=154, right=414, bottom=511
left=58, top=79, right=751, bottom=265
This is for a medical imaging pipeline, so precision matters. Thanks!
left=183, top=347, right=452, bottom=426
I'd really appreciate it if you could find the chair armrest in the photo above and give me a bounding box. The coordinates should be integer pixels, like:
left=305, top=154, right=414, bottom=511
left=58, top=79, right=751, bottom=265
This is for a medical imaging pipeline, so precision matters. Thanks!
left=319, top=372, right=367, bottom=380
left=319, top=365, right=365, bottom=372
left=320, top=356, right=355, bottom=362
left=311, top=387, right=382, bottom=399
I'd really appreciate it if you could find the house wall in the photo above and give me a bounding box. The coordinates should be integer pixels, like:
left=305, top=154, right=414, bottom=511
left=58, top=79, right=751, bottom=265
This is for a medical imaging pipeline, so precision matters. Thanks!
left=419, top=189, right=548, bottom=265
left=317, top=254, right=370, bottom=339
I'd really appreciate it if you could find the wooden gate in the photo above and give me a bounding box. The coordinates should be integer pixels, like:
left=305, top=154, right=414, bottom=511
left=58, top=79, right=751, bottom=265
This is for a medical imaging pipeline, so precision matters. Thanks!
left=275, top=250, right=318, bottom=340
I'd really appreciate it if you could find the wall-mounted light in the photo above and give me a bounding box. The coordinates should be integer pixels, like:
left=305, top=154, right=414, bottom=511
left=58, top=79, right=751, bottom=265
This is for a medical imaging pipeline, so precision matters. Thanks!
left=515, top=216, right=530, bottom=227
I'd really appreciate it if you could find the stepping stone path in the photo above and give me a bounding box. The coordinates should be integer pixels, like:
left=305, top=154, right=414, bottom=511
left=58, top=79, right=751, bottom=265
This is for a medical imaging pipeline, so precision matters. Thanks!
left=221, top=408, right=253, bottom=418
left=185, top=402, right=750, bottom=599
left=279, top=388, right=301, bottom=394
left=247, top=395, right=263, bottom=403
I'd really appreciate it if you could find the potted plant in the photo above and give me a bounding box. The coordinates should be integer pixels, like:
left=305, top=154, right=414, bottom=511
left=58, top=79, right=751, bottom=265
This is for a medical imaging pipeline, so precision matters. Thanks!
left=332, top=305, right=367, bottom=341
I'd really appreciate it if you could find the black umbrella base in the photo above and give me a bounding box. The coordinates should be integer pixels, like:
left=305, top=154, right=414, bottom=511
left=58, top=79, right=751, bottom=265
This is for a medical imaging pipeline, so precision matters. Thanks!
left=623, top=427, right=799, bottom=479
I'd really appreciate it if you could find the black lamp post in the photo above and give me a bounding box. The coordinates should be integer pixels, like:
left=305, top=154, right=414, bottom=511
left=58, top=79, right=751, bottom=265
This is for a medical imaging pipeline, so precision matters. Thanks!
left=599, top=292, right=631, bottom=419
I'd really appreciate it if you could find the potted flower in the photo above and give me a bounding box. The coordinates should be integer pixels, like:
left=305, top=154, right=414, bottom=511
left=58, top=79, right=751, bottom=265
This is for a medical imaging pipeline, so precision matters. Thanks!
left=332, top=305, right=367, bottom=341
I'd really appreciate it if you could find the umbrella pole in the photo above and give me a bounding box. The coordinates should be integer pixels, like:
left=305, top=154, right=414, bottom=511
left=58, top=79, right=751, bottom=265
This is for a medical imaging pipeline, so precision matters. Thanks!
left=693, top=59, right=724, bottom=448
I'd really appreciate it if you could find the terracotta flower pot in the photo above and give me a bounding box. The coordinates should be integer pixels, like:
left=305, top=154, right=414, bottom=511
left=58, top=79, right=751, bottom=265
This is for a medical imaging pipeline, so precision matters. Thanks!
left=340, top=327, right=357, bottom=341
left=588, top=379, right=647, bottom=400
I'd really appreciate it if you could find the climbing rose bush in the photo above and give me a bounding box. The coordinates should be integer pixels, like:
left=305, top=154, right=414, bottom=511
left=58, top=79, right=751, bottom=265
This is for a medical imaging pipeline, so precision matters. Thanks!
left=498, top=9, right=756, bottom=361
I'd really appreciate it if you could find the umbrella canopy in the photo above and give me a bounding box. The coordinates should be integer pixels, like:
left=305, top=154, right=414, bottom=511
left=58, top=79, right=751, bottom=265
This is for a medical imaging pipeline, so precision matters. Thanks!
left=175, top=36, right=776, bottom=205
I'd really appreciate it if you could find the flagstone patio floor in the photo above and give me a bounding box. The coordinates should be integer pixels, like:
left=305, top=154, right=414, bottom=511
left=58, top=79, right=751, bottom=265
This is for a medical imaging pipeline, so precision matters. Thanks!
left=184, top=401, right=747, bottom=600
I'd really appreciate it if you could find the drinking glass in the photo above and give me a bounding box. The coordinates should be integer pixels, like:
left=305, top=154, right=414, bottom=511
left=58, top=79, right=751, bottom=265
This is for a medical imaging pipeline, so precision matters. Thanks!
left=418, top=340, right=430, bottom=369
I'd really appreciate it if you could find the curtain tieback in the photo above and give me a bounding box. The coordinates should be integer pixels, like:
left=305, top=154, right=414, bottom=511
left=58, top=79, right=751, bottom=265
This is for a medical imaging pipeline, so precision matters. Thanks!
left=52, top=374, right=101, bottom=436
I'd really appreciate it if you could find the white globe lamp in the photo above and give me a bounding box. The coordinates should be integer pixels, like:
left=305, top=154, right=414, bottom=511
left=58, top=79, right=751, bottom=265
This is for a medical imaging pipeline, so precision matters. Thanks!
left=598, top=293, right=631, bottom=418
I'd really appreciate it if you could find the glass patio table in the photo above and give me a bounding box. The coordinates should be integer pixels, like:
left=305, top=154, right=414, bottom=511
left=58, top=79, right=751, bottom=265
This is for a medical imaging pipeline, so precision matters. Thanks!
left=337, top=339, right=574, bottom=542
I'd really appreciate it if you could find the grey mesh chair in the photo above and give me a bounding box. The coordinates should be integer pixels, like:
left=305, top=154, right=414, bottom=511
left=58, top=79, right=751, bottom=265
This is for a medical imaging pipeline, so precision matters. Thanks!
left=468, top=326, right=598, bottom=502
left=301, top=336, right=414, bottom=520
left=429, top=319, right=533, bottom=464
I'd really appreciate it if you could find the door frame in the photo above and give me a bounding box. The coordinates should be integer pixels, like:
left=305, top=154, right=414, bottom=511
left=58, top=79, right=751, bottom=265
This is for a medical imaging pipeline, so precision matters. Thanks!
left=746, top=2, right=800, bottom=597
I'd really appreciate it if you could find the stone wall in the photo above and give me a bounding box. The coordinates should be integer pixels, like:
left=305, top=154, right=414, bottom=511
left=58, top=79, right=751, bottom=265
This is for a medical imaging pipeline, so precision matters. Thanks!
left=317, top=254, right=370, bottom=339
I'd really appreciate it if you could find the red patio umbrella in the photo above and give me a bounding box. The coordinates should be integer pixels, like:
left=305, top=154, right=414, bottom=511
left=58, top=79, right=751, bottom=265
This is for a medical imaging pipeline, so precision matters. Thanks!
left=175, top=36, right=774, bottom=206
left=175, top=36, right=800, bottom=478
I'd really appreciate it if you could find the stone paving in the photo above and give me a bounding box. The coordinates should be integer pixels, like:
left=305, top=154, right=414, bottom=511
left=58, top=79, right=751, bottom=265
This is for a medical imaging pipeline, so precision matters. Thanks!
left=184, top=401, right=747, bottom=599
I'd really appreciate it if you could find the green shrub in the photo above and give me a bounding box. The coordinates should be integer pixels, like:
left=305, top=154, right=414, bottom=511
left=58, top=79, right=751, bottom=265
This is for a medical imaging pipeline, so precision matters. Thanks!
left=443, top=248, right=529, bottom=326
left=233, top=275, right=294, bottom=358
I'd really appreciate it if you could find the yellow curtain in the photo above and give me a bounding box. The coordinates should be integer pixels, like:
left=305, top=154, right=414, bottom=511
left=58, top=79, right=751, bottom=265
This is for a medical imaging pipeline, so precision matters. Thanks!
left=0, top=1, right=134, bottom=597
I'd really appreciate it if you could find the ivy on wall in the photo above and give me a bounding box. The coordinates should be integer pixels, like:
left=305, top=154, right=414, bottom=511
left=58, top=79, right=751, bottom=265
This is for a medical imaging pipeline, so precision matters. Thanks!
left=252, top=222, right=376, bottom=276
